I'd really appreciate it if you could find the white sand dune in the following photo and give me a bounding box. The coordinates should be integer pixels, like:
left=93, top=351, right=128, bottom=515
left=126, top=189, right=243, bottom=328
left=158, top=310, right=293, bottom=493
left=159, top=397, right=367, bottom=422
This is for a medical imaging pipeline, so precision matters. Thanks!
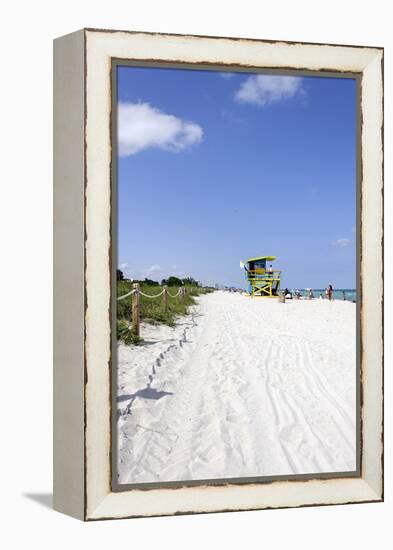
left=117, top=291, right=356, bottom=484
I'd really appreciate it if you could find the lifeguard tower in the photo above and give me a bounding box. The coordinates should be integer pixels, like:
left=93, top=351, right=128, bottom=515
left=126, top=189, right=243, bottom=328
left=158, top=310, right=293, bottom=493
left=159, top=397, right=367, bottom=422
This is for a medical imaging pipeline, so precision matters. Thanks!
left=240, top=256, right=282, bottom=297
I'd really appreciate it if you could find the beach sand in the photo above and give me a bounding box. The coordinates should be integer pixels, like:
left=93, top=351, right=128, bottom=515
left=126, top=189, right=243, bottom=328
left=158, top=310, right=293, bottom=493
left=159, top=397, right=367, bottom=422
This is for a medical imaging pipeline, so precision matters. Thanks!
left=117, top=291, right=356, bottom=484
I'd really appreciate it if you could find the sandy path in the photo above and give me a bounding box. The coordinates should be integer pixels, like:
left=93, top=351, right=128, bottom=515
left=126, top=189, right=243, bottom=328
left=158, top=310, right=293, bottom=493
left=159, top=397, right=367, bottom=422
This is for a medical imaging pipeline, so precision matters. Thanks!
left=117, top=291, right=356, bottom=483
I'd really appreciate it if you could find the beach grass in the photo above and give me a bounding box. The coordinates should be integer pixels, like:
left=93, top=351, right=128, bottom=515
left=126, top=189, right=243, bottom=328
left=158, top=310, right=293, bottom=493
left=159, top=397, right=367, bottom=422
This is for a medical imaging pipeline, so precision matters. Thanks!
left=117, top=281, right=213, bottom=343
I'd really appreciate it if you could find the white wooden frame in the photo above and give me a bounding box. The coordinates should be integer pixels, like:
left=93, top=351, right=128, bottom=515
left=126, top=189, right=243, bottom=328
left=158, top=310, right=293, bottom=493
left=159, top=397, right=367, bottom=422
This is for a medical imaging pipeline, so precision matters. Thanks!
left=53, top=28, right=383, bottom=521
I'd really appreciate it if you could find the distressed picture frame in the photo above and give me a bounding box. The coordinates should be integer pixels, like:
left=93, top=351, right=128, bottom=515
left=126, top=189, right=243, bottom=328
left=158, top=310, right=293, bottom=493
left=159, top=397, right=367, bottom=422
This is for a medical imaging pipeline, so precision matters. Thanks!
left=53, top=28, right=383, bottom=520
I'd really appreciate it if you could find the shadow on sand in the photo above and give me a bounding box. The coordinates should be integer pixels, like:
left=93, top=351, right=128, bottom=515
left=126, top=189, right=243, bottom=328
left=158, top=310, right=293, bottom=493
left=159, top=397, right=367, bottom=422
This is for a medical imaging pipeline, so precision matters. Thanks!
left=117, top=383, right=173, bottom=403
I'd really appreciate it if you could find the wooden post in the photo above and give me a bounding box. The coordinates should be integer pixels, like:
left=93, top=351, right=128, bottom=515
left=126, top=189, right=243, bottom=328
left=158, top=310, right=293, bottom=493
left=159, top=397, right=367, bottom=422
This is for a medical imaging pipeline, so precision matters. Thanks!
left=163, top=285, right=168, bottom=311
left=132, top=282, right=140, bottom=337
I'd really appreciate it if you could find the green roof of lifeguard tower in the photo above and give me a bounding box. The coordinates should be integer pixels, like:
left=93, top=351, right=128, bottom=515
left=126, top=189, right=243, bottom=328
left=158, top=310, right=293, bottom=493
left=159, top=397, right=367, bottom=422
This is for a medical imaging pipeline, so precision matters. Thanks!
left=246, top=256, right=276, bottom=262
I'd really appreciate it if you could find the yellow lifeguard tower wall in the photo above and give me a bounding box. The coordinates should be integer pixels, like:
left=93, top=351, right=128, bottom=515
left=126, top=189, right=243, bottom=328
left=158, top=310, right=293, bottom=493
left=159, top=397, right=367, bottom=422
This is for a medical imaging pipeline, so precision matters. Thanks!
left=243, top=256, right=281, bottom=297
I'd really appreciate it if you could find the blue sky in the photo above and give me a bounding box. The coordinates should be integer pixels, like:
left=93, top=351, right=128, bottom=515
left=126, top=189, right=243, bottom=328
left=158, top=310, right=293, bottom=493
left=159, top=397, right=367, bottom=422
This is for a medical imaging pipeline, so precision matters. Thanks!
left=117, top=66, right=356, bottom=289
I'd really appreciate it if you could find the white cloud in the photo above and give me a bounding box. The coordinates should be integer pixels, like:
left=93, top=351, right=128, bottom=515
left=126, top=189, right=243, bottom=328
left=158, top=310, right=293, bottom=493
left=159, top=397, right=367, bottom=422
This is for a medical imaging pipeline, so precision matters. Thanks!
left=235, top=75, right=303, bottom=106
left=332, top=238, right=352, bottom=247
left=138, top=264, right=164, bottom=280
left=218, top=72, right=236, bottom=80
left=119, top=262, right=129, bottom=269
left=146, top=264, right=162, bottom=275
left=118, top=102, right=203, bottom=156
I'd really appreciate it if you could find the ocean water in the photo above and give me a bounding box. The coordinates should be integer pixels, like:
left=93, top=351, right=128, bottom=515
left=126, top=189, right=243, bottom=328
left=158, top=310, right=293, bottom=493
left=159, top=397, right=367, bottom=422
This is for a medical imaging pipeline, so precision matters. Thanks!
left=295, top=289, right=357, bottom=302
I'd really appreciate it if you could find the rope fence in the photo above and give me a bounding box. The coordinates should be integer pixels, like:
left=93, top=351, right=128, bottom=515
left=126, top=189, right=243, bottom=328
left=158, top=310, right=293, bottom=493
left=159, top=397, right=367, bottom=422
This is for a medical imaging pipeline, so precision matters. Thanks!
left=117, top=283, right=187, bottom=337
left=167, top=288, right=182, bottom=298
left=139, top=289, right=166, bottom=298
left=116, top=289, right=137, bottom=301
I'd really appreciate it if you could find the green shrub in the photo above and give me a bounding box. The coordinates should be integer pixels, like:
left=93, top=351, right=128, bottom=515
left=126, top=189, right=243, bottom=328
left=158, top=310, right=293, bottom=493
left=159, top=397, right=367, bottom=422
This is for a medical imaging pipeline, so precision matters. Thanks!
left=116, top=281, right=214, bottom=342
left=117, top=319, right=143, bottom=345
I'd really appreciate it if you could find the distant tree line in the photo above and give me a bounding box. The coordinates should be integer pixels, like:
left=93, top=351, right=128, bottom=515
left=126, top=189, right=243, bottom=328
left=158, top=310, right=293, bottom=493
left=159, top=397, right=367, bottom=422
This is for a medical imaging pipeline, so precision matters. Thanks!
left=116, top=269, right=200, bottom=287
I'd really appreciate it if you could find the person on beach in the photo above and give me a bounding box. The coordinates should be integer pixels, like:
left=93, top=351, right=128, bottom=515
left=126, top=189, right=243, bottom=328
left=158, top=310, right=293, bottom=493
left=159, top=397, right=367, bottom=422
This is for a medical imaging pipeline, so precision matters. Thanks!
left=284, top=288, right=292, bottom=299
left=268, top=264, right=273, bottom=277
left=308, top=289, right=314, bottom=300
left=327, top=284, right=333, bottom=301
left=319, top=293, right=323, bottom=299
left=342, top=290, right=347, bottom=301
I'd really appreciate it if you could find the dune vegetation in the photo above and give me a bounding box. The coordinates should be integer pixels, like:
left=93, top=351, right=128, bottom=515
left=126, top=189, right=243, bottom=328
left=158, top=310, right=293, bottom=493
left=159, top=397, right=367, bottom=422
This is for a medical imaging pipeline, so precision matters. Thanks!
left=117, top=277, right=214, bottom=344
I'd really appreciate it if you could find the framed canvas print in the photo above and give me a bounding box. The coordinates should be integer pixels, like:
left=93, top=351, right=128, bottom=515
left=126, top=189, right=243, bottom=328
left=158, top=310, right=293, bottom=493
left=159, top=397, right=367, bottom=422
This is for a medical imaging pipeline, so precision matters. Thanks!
left=53, top=28, right=384, bottom=520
